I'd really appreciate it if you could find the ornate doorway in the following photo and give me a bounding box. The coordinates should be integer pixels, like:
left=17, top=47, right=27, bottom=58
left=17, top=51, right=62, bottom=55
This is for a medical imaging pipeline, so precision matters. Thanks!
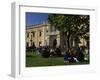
left=49, top=35, right=57, bottom=48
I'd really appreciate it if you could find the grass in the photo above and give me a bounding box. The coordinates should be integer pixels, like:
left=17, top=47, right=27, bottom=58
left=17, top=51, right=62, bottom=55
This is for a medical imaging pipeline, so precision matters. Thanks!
left=26, top=51, right=89, bottom=67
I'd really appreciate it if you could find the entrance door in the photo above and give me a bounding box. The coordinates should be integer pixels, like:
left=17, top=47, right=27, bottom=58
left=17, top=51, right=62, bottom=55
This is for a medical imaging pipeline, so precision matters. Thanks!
left=49, top=35, right=57, bottom=48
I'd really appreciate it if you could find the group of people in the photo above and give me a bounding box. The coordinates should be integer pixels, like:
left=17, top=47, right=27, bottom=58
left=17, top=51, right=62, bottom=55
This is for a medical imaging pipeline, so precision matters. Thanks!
left=37, top=46, right=62, bottom=58
left=26, top=42, right=88, bottom=64
left=64, top=46, right=86, bottom=64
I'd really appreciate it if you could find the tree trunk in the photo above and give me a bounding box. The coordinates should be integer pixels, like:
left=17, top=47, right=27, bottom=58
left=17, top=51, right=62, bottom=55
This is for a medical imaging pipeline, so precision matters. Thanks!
left=69, top=36, right=73, bottom=48
left=60, top=32, right=65, bottom=51
left=67, top=35, right=70, bottom=49
left=60, top=31, right=72, bottom=51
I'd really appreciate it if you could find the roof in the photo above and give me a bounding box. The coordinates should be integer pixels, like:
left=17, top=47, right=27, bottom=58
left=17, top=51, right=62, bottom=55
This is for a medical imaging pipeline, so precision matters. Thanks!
left=26, top=23, right=49, bottom=30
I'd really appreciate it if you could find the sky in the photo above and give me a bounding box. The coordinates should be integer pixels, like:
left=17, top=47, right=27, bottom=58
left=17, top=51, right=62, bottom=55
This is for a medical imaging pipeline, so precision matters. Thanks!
left=26, top=12, right=49, bottom=27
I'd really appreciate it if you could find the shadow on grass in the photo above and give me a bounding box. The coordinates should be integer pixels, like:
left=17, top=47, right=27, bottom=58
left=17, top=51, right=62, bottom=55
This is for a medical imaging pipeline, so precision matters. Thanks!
left=26, top=52, right=89, bottom=67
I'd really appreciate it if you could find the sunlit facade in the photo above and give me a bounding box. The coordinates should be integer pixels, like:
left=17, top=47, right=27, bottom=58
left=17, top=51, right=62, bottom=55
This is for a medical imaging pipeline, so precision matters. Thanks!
left=26, top=22, right=88, bottom=48
left=26, top=21, right=60, bottom=48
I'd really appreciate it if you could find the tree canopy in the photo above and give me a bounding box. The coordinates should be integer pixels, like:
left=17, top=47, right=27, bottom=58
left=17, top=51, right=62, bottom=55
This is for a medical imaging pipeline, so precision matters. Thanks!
left=48, top=14, right=89, bottom=49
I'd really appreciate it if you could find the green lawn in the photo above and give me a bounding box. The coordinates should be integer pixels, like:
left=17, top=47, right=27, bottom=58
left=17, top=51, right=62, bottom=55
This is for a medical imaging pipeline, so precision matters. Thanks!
left=26, top=52, right=89, bottom=67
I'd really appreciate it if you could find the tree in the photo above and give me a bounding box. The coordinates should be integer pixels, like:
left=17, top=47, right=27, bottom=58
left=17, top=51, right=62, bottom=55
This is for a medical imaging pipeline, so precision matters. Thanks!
left=48, top=14, right=89, bottom=50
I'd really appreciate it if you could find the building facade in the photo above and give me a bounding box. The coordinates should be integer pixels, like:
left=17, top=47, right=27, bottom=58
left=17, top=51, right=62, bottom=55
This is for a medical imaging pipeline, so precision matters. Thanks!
left=26, top=22, right=60, bottom=48
left=26, top=22, right=88, bottom=48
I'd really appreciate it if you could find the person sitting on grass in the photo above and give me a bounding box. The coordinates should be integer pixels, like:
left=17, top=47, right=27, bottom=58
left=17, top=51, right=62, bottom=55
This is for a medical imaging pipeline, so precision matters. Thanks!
left=50, top=48, right=55, bottom=56
left=68, top=48, right=76, bottom=63
left=70, top=48, right=79, bottom=63
left=64, top=48, right=78, bottom=64
left=77, top=46, right=85, bottom=62
left=64, top=49, right=70, bottom=64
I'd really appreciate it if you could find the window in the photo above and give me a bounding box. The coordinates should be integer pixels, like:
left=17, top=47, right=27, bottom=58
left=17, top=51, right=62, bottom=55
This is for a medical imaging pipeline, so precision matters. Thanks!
left=30, top=40, right=33, bottom=46
left=31, top=31, right=35, bottom=37
left=46, top=30, right=48, bottom=33
left=26, top=42, right=29, bottom=47
left=39, top=31, right=42, bottom=37
left=32, top=42, right=36, bottom=48
left=27, top=32, right=29, bottom=38
left=39, top=41, right=42, bottom=47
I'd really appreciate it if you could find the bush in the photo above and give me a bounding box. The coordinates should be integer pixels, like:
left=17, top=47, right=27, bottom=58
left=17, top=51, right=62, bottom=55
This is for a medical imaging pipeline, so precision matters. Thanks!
left=41, top=48, right=50, bottom=58
left=55, top=48, right=63, bottom=57
left=26, top=46, right=36, bottom=52
left=26, top=52, right=36, bottom=57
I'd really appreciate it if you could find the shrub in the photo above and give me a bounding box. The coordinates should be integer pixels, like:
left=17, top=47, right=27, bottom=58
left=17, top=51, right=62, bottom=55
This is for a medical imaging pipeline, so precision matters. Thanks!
left=26, top=46, right=36, bottom=52
left=41, top=48, right=50, bottom=58
left=55, top=48, right=63, bottom=57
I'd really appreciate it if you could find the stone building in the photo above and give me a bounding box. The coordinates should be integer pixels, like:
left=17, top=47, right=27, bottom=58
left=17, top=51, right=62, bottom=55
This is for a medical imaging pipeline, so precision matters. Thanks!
left=26, top=22, right=88, bottom=49
left=26, top=22, right=60, bottom=48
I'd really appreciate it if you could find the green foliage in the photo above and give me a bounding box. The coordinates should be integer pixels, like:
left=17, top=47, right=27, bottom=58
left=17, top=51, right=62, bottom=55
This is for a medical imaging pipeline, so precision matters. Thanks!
left=48, top=14, right=89, bottom=48
left=48, top=14, right=89, bottom=35
left=41, top=51, right=50, bottom=58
